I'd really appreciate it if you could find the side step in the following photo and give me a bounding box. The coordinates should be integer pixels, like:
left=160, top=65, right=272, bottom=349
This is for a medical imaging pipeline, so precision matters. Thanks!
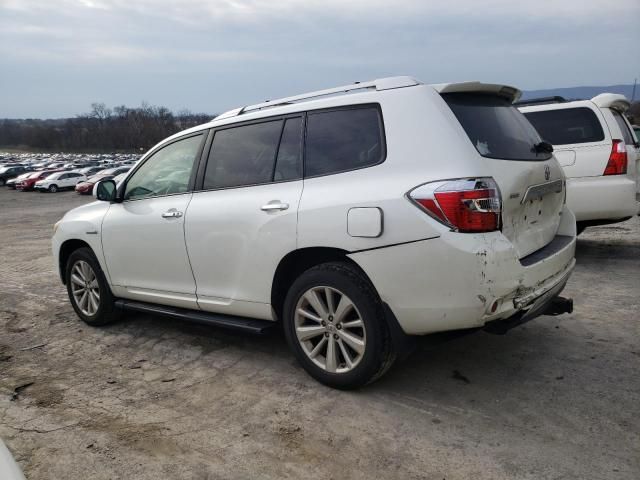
left=115, top=300, right=275, bottom=335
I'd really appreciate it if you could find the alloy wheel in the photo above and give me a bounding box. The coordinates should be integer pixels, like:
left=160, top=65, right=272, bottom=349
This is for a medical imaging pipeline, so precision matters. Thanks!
left=70, top=260, right=100, bottom=316
left=294, top=286, right=366, bottom=373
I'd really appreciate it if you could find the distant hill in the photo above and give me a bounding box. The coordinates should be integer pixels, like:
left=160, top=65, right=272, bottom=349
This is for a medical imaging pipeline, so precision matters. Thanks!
left=521, top=84, right=638, bottom=102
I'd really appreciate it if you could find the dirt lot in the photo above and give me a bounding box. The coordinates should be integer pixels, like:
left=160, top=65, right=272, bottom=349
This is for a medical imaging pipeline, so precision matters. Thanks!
left=0, top=187, right=638, bottom=480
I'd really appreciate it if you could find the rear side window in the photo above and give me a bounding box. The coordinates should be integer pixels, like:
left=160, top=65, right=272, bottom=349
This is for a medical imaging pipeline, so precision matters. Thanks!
left=611, top=110, right=635, bottom=145
left=523, top=107, right=605, bottom=145
left=204, top=120, right=283, bottom=189
left=305, top=106, right=385, bottom=177
left=443, top=93, right=550, bottom=161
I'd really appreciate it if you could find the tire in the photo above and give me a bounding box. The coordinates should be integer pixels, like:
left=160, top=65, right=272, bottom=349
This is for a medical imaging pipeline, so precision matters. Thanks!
left=0, top=178, right=5, bottom=186
left=48, top=184, right=58, bottom=193
left=65, top=247, right=120, bottom=326
left=283, top=262, right=395, bottom=389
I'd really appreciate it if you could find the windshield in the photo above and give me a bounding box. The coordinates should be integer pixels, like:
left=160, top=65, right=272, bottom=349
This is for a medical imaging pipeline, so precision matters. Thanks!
left=442, top=92, right=551, bottom=161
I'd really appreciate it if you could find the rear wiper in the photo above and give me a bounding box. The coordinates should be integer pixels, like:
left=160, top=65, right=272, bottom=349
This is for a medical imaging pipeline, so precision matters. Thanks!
left=533, top=141, right=554, bottom=154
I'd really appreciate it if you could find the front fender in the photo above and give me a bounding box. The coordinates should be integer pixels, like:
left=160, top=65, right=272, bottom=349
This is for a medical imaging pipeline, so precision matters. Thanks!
left=52, top=201, right=111, bottom=284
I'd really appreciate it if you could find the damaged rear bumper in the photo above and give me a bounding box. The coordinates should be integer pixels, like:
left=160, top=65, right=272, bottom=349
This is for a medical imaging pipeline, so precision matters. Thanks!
left=484, top=259, right=574, bottom=334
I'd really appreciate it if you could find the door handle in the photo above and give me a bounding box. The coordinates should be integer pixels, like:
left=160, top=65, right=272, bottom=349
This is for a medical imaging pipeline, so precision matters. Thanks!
left=161, top=210, right=183, bottom=219
left=261, top=201, right=289, bottom=212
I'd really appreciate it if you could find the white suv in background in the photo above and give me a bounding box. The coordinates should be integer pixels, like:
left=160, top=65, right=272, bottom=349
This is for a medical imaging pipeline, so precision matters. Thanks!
left=52, top=77, right=576, bottom=389
left=35, top=171, right=86, bottom=193
left=518, top=94, right=640, bottom=234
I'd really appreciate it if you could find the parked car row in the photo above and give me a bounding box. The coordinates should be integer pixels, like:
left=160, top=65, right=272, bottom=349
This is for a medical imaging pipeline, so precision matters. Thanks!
left=0, top=152, right=140, bottom=192
left=1, top=164, right=132, bottom=193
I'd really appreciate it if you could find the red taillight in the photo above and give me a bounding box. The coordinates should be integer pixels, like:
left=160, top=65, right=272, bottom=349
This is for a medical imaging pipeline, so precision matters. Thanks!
left=603, top=139, right=627, bottom=175
left=409, top=178, right=501, bottom=233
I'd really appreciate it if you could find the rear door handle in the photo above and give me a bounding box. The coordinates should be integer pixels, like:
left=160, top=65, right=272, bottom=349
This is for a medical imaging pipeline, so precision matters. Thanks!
left=261, top=201, right=289, bottom=212
left=161, top=209, right=183, bottom=219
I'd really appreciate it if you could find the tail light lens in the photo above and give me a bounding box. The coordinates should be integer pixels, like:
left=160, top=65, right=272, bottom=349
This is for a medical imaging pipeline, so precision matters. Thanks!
left=408, top=178, right=501, bottom=233
left=603, top=139, right=627, bottom=175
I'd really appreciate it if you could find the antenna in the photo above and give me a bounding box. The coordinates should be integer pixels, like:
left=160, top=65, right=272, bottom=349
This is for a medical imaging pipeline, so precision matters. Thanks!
left=632, top=78, right=637, bottom=102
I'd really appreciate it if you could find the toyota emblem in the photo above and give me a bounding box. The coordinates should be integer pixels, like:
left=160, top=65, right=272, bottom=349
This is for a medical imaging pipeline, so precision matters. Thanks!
left=544, top=165, right=550, bottom=181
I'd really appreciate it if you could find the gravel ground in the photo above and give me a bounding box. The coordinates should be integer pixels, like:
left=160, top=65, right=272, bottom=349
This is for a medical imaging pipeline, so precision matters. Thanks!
left=0, top=187, right=638, bottom=480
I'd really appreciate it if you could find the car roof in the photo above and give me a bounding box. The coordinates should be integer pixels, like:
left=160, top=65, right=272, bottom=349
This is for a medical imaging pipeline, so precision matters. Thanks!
left=518, top=93, right=631, bottom=114
left=143, top=76, right=521, bottom=157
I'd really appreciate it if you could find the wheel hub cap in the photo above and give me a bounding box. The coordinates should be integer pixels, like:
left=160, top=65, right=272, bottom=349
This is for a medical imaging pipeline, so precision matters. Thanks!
left=70, top=260, right=100, bottom=316
left=294, top=286, right=366, bottom=374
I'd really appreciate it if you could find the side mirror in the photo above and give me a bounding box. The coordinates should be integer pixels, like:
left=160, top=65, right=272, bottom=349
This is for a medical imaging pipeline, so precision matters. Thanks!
left=95, top=179, right=117, bottom=202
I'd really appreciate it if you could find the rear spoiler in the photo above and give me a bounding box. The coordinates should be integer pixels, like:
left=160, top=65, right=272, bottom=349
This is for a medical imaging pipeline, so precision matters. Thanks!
left=591, top=93, right=630, bottom=113
left=430, top=81, right=522, bottom=103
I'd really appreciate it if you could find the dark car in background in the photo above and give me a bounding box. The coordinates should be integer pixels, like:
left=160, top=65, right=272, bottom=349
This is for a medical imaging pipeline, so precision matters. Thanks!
left=0, top=165, right=31, bottom=186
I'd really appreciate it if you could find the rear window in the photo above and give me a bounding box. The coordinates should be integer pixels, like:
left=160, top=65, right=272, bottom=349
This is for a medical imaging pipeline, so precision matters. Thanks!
left=443, top=93, right=550, bottom=161
left=611, top=110, right=636, bottom=145
left=305, top=106, right=385, bottom=177
left=523, top=107, right=605, bottom=145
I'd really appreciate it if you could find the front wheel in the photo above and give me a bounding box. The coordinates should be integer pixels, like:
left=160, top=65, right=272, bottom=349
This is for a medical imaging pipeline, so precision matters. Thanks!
left=48, top=184, right=58, bottom=193
left=65, top=247, right=120, bottom=326
left=283, top=262, right=395, bottom=389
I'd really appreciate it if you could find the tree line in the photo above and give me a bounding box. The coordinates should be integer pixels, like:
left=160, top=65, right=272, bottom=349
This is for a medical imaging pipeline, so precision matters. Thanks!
left=0, top=103, right=214, bottom=152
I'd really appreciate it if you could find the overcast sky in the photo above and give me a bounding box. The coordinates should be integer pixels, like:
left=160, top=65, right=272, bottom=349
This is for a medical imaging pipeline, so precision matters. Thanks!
left=1, top=0, right=639, bottom=118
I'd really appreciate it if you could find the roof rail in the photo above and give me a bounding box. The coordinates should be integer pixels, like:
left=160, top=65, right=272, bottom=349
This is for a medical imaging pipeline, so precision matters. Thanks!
left=214, top=76, right=421, bottom=121
left=514, top=96, right=567, bottom=107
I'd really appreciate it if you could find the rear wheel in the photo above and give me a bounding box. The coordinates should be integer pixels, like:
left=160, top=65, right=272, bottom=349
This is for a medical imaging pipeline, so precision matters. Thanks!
left=65, top=247, right=119, bottom=326
left=48, top=184, right=58, bottom=193
left=283, top=262, right=395, bottom=389
left=0, top=179, right=5, bottom=186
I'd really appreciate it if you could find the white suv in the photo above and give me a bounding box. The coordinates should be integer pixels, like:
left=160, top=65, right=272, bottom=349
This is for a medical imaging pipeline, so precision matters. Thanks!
left=53, top=77, right=576, bottom=388
left=518, top=94, right=640, bottom=233
left=35, top=171, right=86, bottom=193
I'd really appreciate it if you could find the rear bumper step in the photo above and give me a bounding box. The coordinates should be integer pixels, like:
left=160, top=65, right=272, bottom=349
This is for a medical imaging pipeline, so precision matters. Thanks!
left=114, top=300, right=274, bottom=335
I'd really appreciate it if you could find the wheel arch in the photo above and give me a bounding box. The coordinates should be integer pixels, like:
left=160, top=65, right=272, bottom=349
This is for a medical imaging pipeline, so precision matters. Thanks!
left=270, top=247, right=375, bottom=322
left=58, top=239, right=95, bottom=284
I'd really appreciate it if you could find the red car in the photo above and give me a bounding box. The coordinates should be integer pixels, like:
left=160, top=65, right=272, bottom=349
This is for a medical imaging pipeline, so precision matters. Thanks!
left=17, top=170, right=62, bottom=191
left=75, top=173, right=115, bottom=195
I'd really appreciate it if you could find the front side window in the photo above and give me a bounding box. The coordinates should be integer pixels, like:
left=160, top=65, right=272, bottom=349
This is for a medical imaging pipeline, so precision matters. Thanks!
left=124, top=134, right=203, bottom=200
left=523, top=107, right=605, bottom=145
left=305, top=106, right=384, bottom=177
left=203, top=120, right=283, bottom=189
